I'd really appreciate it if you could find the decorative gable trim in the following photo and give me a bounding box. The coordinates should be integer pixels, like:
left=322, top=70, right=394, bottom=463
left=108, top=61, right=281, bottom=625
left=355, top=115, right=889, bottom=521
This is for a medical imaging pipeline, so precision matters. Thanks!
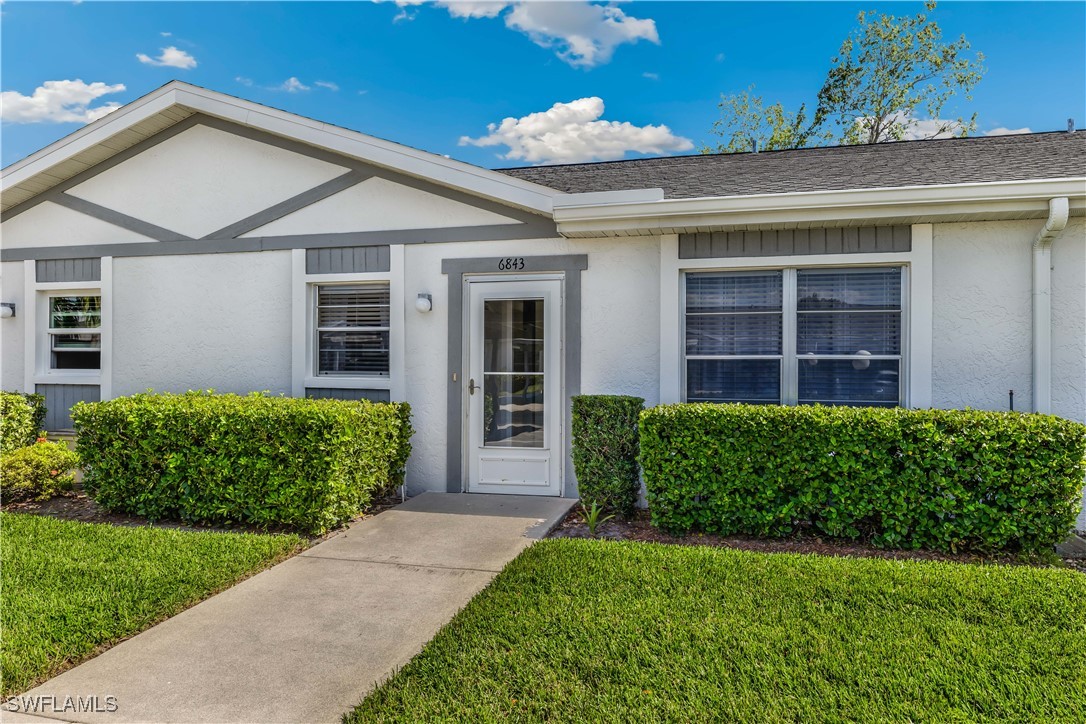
left=1, top=113, right=558, bottom=262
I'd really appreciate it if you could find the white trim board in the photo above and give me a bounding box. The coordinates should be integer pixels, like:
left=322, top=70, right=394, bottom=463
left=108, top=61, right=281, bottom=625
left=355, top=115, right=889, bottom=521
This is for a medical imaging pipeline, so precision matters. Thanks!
left=557, top=178, right=1086, bottom=237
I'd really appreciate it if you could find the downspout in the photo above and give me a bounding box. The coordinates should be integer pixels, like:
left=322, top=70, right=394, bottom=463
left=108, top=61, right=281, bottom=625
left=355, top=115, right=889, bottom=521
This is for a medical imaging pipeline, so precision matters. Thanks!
left=1032, top=196, right=1069, bottom=413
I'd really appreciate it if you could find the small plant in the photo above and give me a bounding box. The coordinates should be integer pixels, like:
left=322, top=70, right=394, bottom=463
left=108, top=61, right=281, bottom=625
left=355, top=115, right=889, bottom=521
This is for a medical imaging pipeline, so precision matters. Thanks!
left=1, top=438, right=79, bottom=502
left=580, top=500, right=616, bottom=537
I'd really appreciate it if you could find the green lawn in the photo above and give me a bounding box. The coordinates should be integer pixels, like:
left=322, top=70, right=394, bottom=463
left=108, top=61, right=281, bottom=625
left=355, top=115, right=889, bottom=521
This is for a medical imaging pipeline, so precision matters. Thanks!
left=1, top=513, right=304, bottom=696
left=349, top=539, right=1086, bottom=723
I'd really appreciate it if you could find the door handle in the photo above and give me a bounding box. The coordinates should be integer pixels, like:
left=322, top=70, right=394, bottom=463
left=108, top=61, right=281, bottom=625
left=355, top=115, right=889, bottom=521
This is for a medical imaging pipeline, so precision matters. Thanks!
left=468, top=378, right=479, bottom=395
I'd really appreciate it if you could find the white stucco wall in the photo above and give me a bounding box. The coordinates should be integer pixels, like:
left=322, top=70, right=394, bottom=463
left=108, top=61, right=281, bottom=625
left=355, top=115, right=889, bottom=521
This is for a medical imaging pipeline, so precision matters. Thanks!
left=111, top=251, right=292, bottom=396
left=1051, top=217, right=1086, bottom=425
left=0, top=261, right=26, bottom=391
left=1050, top=219, right=1086, bottom=531
left=932, top=218, right=1086, bottom=531
left=68, top=124, right=347, bottom=239
left=1, top=202, right=155, bottom=250
left=401, top=235, right=661, bottom=494
left=244, top=177, right=517, bottom=237
left=931, top=220, right=1035, bottom=412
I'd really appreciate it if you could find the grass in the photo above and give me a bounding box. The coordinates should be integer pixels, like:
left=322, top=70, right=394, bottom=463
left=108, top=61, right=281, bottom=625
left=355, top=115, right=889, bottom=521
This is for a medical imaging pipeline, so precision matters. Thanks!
left=349, top=539, right=1086, bottom=723
left=1, top=513, right=304, bottom=696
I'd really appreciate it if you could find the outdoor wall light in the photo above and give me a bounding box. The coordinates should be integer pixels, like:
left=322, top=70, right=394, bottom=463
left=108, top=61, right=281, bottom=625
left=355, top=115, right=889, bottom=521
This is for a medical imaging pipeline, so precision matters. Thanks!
left=415, top=293, right=433, bottom=313
left=0, top=303, right=15, bottom=319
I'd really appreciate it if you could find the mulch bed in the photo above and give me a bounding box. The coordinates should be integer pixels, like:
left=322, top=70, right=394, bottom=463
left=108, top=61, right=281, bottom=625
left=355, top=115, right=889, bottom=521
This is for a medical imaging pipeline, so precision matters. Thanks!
left=1, top=486, right=405, bottom=542
left=549, top=508, right=1086, bottom=574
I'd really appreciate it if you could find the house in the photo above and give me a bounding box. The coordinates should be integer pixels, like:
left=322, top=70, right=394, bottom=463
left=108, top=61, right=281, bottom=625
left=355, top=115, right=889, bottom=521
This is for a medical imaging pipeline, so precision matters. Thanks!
left=2, top=81, right=1084, bottom=530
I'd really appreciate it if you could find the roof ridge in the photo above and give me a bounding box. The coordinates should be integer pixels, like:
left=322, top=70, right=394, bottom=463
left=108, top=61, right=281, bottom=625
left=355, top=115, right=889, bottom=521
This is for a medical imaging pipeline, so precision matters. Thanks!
left=494, top=130, right=1078, bottom=171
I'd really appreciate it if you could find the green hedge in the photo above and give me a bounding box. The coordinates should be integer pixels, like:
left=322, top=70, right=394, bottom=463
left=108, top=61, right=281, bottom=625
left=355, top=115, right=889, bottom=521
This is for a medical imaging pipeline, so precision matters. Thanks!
left=571, top=395, right=644, bottom=516
left=0, top=392, right=36, bottom=455
left=72, top=392, right=413, bottom=534
left=640, top=404, right=1086, bottom=554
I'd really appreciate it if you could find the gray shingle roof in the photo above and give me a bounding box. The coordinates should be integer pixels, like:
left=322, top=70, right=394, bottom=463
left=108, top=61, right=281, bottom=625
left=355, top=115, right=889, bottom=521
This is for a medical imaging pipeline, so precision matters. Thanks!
left=496, top=131, right=1086, bottom=198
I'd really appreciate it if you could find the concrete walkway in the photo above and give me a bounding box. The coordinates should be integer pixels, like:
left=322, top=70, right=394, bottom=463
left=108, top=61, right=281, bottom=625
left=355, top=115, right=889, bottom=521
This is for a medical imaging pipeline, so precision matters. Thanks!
left=8, top=493, right=576, bottom=724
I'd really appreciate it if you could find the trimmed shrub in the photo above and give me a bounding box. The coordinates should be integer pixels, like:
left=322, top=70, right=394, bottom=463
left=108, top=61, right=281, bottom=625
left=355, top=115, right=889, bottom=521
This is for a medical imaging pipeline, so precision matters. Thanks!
left=0, top=392, right=36, bottom=455
left=22, top=392, right=47, bottom=434
left=571, top=395, right=644, bottom=516
left=640, top=404, right=1086, bottom=554
left=1, top=439, right=79, bottom=502
left=72, top=391, right=413, bottom=534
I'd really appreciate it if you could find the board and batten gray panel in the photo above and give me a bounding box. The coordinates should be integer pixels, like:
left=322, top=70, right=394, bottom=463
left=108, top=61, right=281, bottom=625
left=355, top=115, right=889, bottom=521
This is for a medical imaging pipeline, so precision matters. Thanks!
left=305, top=387, right=391, bottom=402
left=36, top=258, right=101, bottom=283
left=36, top=384, right=100, bottom=430
left=679, top=226, right=912, bottom=259
left=305, top=246, right=391, bottom=274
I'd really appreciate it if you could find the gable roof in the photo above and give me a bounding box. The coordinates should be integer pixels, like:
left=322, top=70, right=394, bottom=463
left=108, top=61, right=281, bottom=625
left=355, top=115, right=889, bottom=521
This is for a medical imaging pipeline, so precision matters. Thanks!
left=1, top=81, right=558, bottom=216
left=497, top=131, right=1086, bottom=199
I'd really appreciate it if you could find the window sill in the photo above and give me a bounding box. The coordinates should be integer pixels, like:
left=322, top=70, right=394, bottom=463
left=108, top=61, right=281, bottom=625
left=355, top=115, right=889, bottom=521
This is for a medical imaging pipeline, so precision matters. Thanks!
left=304, top=376, right=391, bottom=391
left=33, top=373, right=101, bottom=386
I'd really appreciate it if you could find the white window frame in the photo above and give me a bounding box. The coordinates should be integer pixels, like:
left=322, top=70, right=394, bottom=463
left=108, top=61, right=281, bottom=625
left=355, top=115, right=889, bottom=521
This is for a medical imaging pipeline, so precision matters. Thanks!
left=45, top=291, right=104, bottom=373
left=25, top=258, right=113, bottom=396
left=682, top=266, right=907, bottom=407
left=290, top=247, right=405, bottom=397
left=659, top=225, right=934, bottom=408
left=312, top=281, right=391, bottom=379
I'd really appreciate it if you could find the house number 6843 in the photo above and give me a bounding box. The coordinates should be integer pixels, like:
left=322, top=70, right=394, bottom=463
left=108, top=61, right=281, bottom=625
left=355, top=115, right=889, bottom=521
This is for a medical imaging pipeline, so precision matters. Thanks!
left=498, top=257, right=525, bottom=271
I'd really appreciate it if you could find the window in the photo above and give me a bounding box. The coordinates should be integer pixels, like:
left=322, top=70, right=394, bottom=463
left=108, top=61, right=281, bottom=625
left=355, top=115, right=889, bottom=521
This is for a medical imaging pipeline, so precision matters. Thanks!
left=48, top=295, right=101, bottom=371
left=315, top=284, right=390, bottom=376
left=685, top=267, right=903, bottom=407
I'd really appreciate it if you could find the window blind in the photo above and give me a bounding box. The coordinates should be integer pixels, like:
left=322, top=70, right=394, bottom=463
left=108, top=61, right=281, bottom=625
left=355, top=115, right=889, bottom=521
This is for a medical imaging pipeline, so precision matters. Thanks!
left=315, top=283, right=391, bottom=377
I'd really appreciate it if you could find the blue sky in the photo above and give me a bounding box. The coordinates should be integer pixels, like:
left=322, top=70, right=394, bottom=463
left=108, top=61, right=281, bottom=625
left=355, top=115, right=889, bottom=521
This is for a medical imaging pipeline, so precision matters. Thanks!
left=2, top=1, right=1084, bottom=168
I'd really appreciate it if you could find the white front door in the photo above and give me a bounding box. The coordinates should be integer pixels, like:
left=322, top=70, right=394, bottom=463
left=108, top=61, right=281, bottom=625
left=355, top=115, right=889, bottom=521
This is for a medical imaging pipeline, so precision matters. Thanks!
left=466, top=278, right=562, bottom=496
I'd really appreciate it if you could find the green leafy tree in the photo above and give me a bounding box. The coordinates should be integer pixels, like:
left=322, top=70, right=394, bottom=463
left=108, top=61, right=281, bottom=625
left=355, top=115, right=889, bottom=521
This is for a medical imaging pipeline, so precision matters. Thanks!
left=815, top=1, right=985, bottom=144
left=703, top=86, right=826, bottom=153
left=706, top=2, right=985, bottom=153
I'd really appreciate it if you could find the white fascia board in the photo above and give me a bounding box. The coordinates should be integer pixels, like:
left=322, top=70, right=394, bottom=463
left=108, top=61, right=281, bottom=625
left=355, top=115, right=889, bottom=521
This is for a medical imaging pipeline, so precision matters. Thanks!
left=553, top=188, right=665, bottom=206
left=3, top=82, right=559, bottom=216
left=555, top=177, right=1086, bottom=235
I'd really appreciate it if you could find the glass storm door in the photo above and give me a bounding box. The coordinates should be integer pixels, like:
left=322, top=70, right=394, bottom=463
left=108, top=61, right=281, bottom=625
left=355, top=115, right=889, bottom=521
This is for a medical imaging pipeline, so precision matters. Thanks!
left=466, top=279, right=562, bottom=495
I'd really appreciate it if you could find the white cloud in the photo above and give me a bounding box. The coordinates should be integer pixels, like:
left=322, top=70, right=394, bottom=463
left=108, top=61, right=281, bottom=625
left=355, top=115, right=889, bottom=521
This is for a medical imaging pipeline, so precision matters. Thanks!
left=276, top=77, right=310, bottom=93
left=899, top=116, right=965, bottom=140
left=443, top=1, right=505, bottom=19
left=459, top=96, right=693, bottom=164
left=136, top=46, right=197, bottom=70
left=642, top=72, right=659, bottom=80
left=315, top=80, right=340, bottom=91
left=235, top=76, right=253, bottom=87
left=505, top=2, right=658, bottom=68
left=386, top=1, right=658, bottom=68
left=854, top=111, right=967, bottom=141
left=160, top=31, right=172, bottom=37
left=1, top=80, right=126, bottom=124
left=854, top=113, right=1033, bottom=141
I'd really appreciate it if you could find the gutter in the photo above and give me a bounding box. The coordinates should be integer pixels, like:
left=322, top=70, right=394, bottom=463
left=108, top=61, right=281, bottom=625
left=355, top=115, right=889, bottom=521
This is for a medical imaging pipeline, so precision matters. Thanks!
left=552, top=178, right=1086, bottom=237
left=1032, top=196, right=1070, bottom=413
